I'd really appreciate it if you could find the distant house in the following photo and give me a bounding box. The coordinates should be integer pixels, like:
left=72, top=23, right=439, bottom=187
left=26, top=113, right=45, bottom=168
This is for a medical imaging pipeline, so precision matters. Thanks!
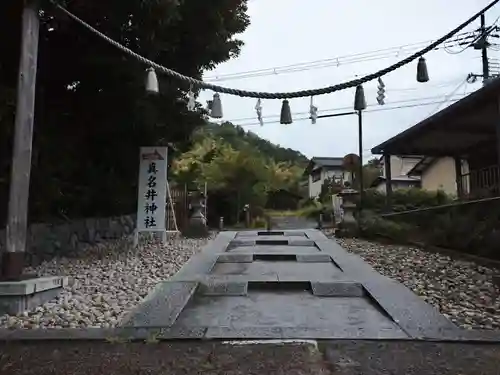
left=370, top=77, right=500, bottom=205
left=304, top=157, right=350, bottom=198
left=370, top=155, right=421, bottom=192
left=370, top=155, right=469, bottom=195
left=407, top=156, right=469, bottom=196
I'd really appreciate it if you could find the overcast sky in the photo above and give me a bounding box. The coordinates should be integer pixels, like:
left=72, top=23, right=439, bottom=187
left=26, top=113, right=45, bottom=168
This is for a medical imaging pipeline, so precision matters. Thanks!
left=198, top=0, right=500, bottom=161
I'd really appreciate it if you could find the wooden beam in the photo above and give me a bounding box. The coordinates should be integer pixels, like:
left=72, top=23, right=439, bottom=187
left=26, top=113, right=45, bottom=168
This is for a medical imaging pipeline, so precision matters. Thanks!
left=2, top=0, right=40, bottom=281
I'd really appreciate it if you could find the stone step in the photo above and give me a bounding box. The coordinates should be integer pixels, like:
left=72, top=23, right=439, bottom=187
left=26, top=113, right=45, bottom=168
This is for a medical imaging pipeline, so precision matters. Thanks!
left=116, top=229, right=488, bottom=341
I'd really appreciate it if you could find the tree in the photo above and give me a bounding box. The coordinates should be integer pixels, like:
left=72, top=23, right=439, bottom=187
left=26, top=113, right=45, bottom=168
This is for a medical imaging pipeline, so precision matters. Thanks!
left=0, top=0, right=250, bottom=224
left=366, top=157, right=381, bottom=168
left=319, top=177, right=343, bottom=203
left=172, top=125, right=306, bottom=224
left=199, top=122, right=309, bottom=166
left=351, top=159, right=382, bottom=190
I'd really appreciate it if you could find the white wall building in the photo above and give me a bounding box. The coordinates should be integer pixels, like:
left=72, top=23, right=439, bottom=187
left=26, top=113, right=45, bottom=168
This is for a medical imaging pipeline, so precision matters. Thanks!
left=304, top=157, right=350, bottom=198
left=371, top=155, right=422, bottom=192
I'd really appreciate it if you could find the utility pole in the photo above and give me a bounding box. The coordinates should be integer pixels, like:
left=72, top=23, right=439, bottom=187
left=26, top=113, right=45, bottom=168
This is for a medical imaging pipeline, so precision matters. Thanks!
left=357, top=110, right=364, bottom=211
left=2, top=0, right=40, bottom=281
left=467, top=12, right=498, bottom=84
left=480, top=14, right=490, bottom=82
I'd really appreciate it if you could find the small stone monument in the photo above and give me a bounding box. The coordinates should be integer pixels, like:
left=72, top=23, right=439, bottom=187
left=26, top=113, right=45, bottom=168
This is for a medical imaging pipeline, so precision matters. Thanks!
left=335, top=181, right=359, bottom=238
left=265, top=215, right=272, bottom=231
left=184, top=191, right=209, bottom=238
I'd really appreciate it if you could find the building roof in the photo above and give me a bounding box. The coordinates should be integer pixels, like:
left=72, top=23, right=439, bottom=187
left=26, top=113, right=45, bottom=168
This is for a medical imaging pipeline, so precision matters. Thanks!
left=407, top=157, right=437, bottom=177
left=311, top=157, right=344, bottom=167
left=371, top=77, right=500, bottom=157
left=370, top=175, right=421, bottom=188
left=304, top=157, right=344, bottom=175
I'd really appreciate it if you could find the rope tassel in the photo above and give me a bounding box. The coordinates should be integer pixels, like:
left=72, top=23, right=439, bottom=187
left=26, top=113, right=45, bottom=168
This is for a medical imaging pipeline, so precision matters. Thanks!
left=417, top=57, right=430, bottom=83
left=210, top=93, right=223, bottom=118
left=187, top=88, right=196, bottom=111
left=376, top=78, right=386, bottom=105
left=255, top=99, right=264, bottom=126
left=56, top=1, right=493, bottom=99
left=310, top=97, right=318, bottom=124
left=280, top=100, right=293, bottom=124
left=354, top=85, right=366, bottom=111
left=145, top=67, right=159, bottom=94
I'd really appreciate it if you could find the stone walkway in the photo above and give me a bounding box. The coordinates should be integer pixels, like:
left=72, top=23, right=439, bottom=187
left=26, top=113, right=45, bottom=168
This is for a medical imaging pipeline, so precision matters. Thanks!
left=120, top=229, right=499, bottom=341
left=2, top=229, right=500, bottom=374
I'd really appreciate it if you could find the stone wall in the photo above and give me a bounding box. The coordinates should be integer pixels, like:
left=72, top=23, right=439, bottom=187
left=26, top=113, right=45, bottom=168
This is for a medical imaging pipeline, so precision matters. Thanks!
left=0, top=215, right=136, bottom=267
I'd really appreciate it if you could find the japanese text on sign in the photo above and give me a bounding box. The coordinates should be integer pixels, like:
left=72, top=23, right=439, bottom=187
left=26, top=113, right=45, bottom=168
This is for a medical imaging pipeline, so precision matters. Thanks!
left=136, top=147, right=168, bottom=232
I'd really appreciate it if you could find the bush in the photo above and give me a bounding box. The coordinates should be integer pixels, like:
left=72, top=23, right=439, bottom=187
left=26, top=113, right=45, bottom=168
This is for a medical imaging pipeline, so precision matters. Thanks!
left=251, top=216, right=268, bottom=228
left=299, top=197, right=318, bottom=209
left=360, top=212, right=412, bottom=243
left=319, top=177, right=342, bottom=203
left=377, top=198, right=500, bottom=260
left=362, top=188, right=452, bottom=213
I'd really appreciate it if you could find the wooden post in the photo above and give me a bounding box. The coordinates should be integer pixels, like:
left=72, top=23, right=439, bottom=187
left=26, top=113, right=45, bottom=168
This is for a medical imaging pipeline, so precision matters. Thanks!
left=454, top=157, right=463, bottom=198
left=497, top=96, right=500, bottom=169
left=2, top=0, right=40, bottom=281
left=384, top=154, right=393, bottom=212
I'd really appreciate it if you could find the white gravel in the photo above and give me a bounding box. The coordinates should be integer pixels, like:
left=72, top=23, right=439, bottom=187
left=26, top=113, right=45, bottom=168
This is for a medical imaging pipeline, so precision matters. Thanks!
left=337, top=237, right=500, bottom=330
left=0, top=234, right=214, bottom=329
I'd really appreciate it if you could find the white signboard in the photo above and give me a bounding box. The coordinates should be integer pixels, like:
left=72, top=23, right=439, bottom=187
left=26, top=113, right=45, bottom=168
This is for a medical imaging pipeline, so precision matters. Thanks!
left=136, top=147, right=168, bottom=232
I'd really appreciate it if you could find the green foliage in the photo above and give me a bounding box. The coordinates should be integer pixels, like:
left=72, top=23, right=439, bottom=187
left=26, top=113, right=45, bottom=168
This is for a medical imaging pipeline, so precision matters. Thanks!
left=265, top=190, right=302, bottom=211
left=319, top=177, right=342, bottom=203
left=172, top=124, right=305, bottom=226
left=0, top=0, right=250, bottom=224
left=362, top=187, right=452, bottom=212
left=199, top=122, right=309, bottom=167
left=299, top=197, right=318, bottom=209
left=350, top=162, right=382, bottom=190
left=250, top=216, right=268, bottom=228
left=297, top=205, right=321, bottom=219
left=296, top=200, right=335, bottom=223
left=360, top=212, right=412, bottom=243
left=364, top=198, right=500, bottom=260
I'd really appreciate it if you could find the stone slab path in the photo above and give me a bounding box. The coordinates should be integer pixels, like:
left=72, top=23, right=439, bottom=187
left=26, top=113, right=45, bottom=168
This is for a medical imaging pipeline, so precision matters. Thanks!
left=1, top=229, right=500, bottom=374
left=121, top=229, right=499, bottom=341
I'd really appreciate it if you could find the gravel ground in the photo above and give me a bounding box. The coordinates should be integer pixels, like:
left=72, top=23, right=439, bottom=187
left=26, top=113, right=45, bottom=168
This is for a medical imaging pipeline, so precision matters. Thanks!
left=336, top=237, right=500, bottom=330
left=0, top=234, right=214, bottom=329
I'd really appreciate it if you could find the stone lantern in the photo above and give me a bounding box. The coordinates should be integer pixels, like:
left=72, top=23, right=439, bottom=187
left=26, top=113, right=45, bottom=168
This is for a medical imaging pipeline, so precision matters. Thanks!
left=336, top=181, right=359, bottom=238
left=185, top=191, right=208, bottom=238
left=189, top=192, right=206, bottom=225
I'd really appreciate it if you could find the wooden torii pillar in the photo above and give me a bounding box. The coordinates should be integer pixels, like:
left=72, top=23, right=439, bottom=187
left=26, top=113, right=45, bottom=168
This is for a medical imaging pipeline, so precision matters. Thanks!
left=2, top=0, right=40, bottom=281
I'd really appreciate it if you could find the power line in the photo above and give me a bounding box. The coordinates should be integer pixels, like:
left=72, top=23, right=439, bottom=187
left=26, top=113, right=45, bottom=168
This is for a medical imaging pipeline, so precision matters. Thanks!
left=55, top=0, right=500, bottom=99
left=227, top=91, right=475, bottom=123
left=425, top=79, right=469, bottom=116
left=204, top=34, right=478, bottom=83
left=233, top=99, right=463, bottom=127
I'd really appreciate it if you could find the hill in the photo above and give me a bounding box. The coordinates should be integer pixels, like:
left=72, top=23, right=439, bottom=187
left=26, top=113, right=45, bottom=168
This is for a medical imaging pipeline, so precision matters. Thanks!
left=172, top=121, right=308, bottom=225
left=200, top=122, right=309, bottom=166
